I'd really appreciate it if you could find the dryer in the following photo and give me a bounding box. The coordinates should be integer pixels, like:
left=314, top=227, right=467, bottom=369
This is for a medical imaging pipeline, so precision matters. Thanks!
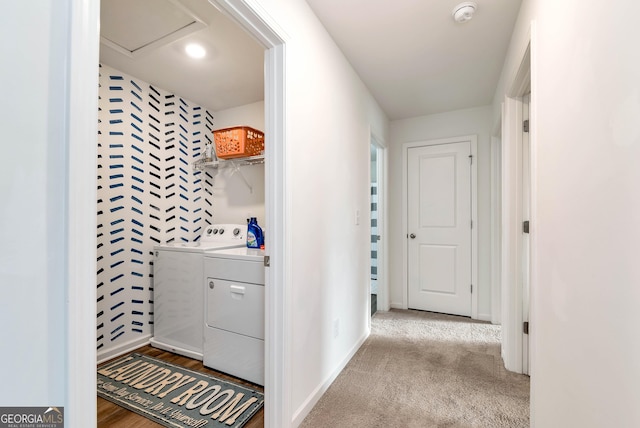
left=150, top=224, right=246, bottom=360
left=203, top=247, right=266, bottom=385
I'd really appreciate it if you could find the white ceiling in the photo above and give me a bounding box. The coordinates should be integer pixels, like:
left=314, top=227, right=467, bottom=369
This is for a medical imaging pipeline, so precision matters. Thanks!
left=306, top=0, right=523, bottom=120
left=100, top=0, right=521, bottom=120
left=99, top=0, right=264, bottom=112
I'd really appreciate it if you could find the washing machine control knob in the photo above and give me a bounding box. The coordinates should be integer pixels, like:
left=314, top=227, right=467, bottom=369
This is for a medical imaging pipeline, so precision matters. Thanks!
left=233, top=228, right=241, bottom=236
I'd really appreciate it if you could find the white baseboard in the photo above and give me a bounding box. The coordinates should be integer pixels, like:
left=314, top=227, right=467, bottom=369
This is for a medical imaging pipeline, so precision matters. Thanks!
left=389, top=304, right=492, bottom=322
left=291, top=330, right=369, bottom=427
left=477, top=313, right=492, bottom=322
left=97, top=335, right=151, bottom=365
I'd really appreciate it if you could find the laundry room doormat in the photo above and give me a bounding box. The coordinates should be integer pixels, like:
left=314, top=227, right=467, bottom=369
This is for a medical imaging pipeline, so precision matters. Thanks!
left=97, top=353, right=263, bottom=428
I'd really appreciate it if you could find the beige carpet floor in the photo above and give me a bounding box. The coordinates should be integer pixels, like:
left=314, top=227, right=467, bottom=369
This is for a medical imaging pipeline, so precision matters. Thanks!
left=300, top=309, right=529, bottom=428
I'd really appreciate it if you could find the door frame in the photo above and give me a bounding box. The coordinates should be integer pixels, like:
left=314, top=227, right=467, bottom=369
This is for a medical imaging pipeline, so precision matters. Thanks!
left=370, top=132, right=389, bottom=316
left=501, top=95, right=525, bottom=373
left=67, top=0, right=289, bottom=426
left=521, top=92, right=531, bottom=375
left=401, top=135, right=478, bottom=319
left=500, top=36, right=534, bottom=375
left=67, top=1, right=100, bottom=426
left=490, top=136, right=502, bottom=325
left=200, top=2, right=290, bottom=426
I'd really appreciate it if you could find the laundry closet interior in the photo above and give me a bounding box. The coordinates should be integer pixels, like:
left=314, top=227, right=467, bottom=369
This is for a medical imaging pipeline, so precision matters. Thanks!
left=96, top=0, right=268, bottom=387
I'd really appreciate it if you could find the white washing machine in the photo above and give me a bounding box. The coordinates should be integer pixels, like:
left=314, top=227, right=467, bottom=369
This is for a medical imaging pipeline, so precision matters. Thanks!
left=203, top=247, right=266, bottom=385
left=150, top=224, right=246, bottom=360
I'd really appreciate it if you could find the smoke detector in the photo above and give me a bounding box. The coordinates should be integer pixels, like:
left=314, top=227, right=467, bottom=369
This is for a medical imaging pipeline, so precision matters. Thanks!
left=452, top=2, right=477, bottom=23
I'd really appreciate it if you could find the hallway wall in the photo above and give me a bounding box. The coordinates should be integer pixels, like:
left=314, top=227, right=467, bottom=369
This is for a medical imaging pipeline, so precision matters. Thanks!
left=236, top=1, right=390, bottom=425
left=494, top=1, right=640, bottom=426
left=389, top=105, right=494, bottom=320
left=0, top=0, right=72, bottom=406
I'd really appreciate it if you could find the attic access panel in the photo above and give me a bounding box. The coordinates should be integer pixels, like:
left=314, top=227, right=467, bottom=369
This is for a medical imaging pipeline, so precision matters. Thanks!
left=100, top=0, right=205, bottom=58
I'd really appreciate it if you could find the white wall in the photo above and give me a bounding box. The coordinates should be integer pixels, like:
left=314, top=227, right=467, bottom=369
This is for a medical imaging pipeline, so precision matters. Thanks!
left=96, top=64, right=220, bottom=359
left=214, top=100, right=264, bottom=130
left=249, top=1, right=389, bottom=424
left=210, top=101, right=266, bottom=227
left=0, top=0, right=72, bottom=407
left=4, top=0, right=380, bottom=425
left=389, top=106, right=493, bottom=319
left=495, top=1, right=640, bottom=426
left=15, top=1, right=640, bottom=427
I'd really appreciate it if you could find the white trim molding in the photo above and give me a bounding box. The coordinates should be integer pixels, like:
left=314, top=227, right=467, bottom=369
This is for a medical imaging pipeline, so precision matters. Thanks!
left=370, top=132, right=390, bottom=313
left=500, top=33, right=532, bottom=374
left=501, top=95, right=523, bottom=373
left=528, top=21, right=538, bottom=422
left=208, top=1, right=290, bottom=427
left=490, top=136, right=502, bottom=325
left=97, top=336, right=151, bottom=365
left=67, top=0, right=99, bottom=426
left=401, top=135, right=479, bottom=319
left=291, top=331, right=368, bottom=426
left=68, top=0, right=289, bottom=425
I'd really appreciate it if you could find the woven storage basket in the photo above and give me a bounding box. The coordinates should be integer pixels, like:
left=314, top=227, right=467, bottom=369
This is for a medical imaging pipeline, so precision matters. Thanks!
left=213, top=126, right=264, bottom=159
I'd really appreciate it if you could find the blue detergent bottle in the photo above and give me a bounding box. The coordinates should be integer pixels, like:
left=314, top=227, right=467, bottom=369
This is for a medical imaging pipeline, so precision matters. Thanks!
left=247, top=217, right=264, bottom=249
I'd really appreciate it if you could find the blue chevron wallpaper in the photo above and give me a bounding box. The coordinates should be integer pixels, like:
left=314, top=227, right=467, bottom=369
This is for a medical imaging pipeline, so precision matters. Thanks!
left=96, top=64, right=214, bottom=353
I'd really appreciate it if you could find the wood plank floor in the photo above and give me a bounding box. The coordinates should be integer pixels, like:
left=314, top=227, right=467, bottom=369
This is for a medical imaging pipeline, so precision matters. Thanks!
left=97, top=345, right=264, bottom=428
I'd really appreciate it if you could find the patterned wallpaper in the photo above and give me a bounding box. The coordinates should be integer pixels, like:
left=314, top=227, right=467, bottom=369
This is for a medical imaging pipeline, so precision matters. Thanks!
left=96, top=64, right=214, bottom=353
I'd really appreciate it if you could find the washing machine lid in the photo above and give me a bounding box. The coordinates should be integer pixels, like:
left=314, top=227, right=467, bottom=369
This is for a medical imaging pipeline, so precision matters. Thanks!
left=155, top=241, right=245, bottom=252
left=154, top=241, right=197, bottom=251
left=205, top=247, right=266, bottom=262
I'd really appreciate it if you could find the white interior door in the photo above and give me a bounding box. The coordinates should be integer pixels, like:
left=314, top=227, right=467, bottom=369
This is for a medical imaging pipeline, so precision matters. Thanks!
left=407, top=142, right=472, bottom=317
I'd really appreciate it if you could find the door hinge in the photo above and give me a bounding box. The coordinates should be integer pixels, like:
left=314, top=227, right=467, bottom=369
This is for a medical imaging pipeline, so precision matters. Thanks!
left=469, top=154, right=473, bottom=165
left=523, top=220, right=530, bottom=234
left=264, top=255, right=270, bottom=267
left=471, top=219, right=473, bottom=229
left=523, top=321, right=529, bottom=334
left=523, top=119, right=530, bottom=133
left=470, top=284, right=473, bottom=294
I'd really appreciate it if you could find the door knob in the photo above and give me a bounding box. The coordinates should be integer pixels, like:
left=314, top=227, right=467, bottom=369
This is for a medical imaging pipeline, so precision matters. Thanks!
left=409, top=233, right=416, bottom=239
left=209, top=281, right=214, bottom=289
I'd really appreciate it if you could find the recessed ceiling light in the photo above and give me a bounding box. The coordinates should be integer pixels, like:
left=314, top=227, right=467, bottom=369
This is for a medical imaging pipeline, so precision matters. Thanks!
left=185, top=43, right=206, bottom=59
